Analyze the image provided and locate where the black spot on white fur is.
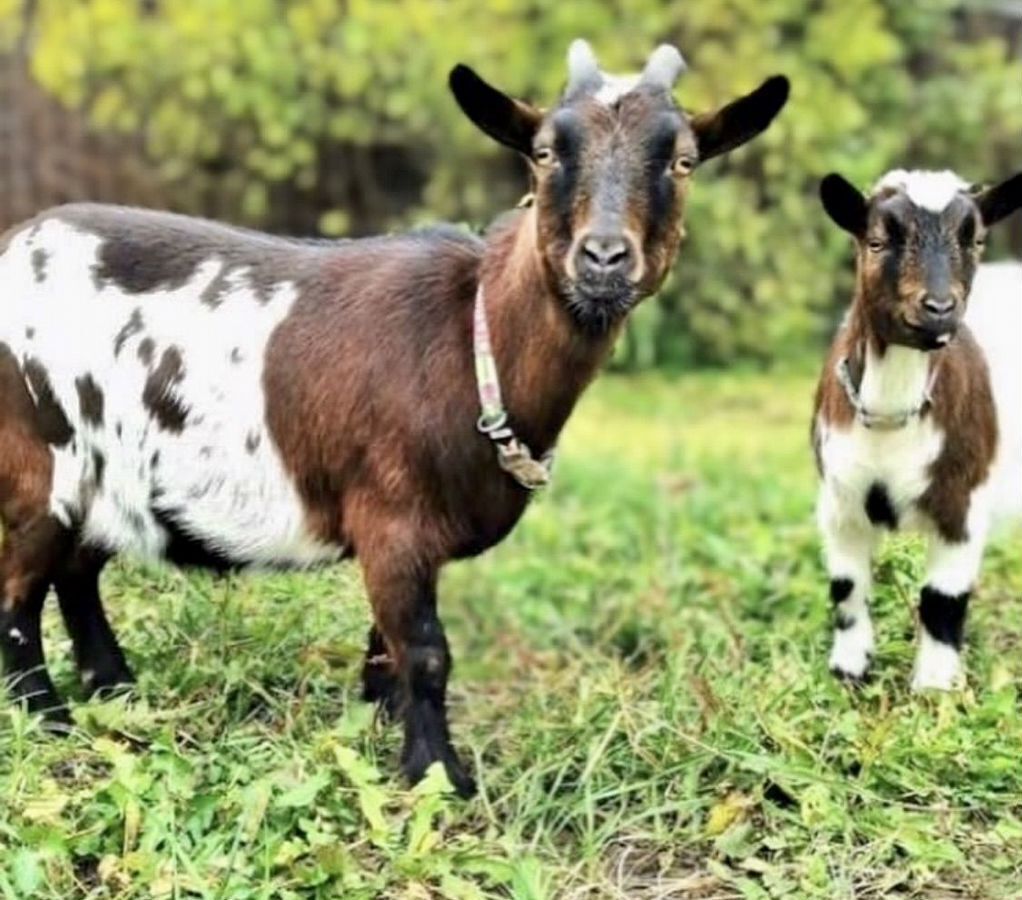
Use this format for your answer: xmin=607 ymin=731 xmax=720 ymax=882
xmin=30 ymin=249 xmax=48 ymax=283
xmin=865 ymin=482 xmax=897 ymax=530
xmin=92 ymin=448 xmax=106 ymax=490
xmin=142 ymin=347 xmax=188 ymax=433
xmin=137 ymin=337 xmax=155 ymax=366
xmin=75 ymin=374 xmax=104 ymax=427
xmin=23 ymin=357 xmax=74 ymax=447
xmin=830 ymin=578 xmax=853 ymax=604
xmin=113 ymin=308 xmax=144 ymax=357
xmin=919 ymin=586 xmax=970 ymax=649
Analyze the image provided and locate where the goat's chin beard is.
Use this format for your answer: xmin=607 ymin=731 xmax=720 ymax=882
xmin=562 ymin=279 xmax=638 ymax=337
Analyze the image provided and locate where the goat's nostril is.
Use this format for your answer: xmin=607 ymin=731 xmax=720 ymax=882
xmin=580 ymin=236 xmax=631 ymax=273
xmin=923 ymin=296 xmax=955 ymax=316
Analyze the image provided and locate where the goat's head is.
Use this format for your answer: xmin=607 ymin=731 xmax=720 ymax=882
xmin=449 ymin=41 xmax=790 ymax=335
xmin=821 ymin=169 xmax=1022 ymax=351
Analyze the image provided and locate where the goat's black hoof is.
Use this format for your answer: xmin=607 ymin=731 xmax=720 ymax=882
xmin=40 ymin=706 xmax=74 ymax=736
xmin=83 ymin=664 xmax=136 ymax=700
xmin=403 ymin=742 xmax=477 ymax=799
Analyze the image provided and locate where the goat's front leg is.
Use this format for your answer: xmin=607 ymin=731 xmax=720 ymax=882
xmin=819 ymin=490 xmax=877 ymax=681
xmin=912 ymin=521 xmax=987 ymax=691
xmin=0 ymin=515 xmax=72 ymax=728
xmin=362 ymin=556 xmax=475 ymax=797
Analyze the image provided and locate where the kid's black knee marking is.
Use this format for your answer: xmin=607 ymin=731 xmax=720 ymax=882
xmin=830 ymin=578 xmax=854 ymax=604
xmin=919 ymin=586 xmax=970 ymax=649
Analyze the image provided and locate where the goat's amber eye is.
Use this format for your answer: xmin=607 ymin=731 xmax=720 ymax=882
xmin=533 ymin=147 xmax=557 ymax=167
xmin=672 ymin=156 xmax=695 ymax=176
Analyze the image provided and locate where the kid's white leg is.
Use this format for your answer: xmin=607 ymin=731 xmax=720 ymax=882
xmin=819 ymin=491 xmax=876 ymax=680
xmin=912 ymin=521 xmax=987 ymax=692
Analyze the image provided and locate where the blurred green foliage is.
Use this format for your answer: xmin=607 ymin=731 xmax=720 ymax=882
xmin=2 ymin=0 xmax=1019 ymax=366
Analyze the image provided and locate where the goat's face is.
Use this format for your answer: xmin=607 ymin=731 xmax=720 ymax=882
xmin=822 ymin=170 xmax=1022 ymax=351
xmin=450 ymin=42 xmax=790 ymax=335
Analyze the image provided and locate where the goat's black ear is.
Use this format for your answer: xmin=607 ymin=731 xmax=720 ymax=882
xmin=689 ymin=75 xmax=790 ymax=163
xmin=449 ymin=64 xmax=542 ymax=157
xmin=820 ymin=174 xmax=868 ymax=237
xmin=975 ymin=172 xmax=1022 ymax=228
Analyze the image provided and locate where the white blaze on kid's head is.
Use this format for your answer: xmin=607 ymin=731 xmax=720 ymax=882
xmin=873 ymin=169 xmax=971 ymax=213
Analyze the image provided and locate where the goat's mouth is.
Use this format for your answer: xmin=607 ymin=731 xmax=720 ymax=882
xmin=564 ymin=278 xmax=638 ymax=336
xmin=902 ymin=317 xmax=959 ymax=351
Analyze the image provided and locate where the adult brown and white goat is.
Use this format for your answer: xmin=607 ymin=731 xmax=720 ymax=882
xmin=0 ymin=42 xmax=789 ymax=793
xmin=813 ymin=169 xmax=1022 ymax=690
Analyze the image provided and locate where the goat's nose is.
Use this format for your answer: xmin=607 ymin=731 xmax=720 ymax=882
xmin=578 ymin=234 xmax=632 ymax=277
xmin=922 ymin=295 xmax=955 ymax=317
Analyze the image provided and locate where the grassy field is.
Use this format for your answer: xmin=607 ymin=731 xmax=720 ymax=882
xmin=2 ymin=371 xmax=1021 ymax=899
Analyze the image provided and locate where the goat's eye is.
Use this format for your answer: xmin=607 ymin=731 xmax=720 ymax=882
xmin=671 ymin=155 xmax=696 ymax=176
xmin=974 ymin=235 xmax=986 ymax=250
xmin=866 ymin=238 xmax=887 ymax=253
xmin=533 ymin=147 xmax=557 ymax=167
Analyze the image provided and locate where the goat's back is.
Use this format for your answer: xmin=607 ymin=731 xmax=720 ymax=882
xmin=0 ymin=203 xmax=482 ymax=569
xmin=966 ymin=261 xmax=1022 ymax=525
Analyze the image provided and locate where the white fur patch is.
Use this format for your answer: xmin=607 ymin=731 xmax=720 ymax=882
xmin=593 ymin=73 xmax=642 ymax=105
xmin=829 ymin=616 xmax=874 ymax=678
xmin=911 ymin=631 xmax=962 ymax=691
xmin=966 ymin=262 xmax=1022 ymax=525
xmin=873 ymin=169 xmax=970 ymax=213
xmin=8 ymin=627 xmax=26 ymax=646
xmin=817 ymin=346 xmax=945 ymax=538
xmin=0 ymin=216 xmax=341 ymax=568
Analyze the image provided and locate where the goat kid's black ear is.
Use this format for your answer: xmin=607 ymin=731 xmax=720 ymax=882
xmin=449 ymin=64 xmax=542 ymax=157
xmin=975 ymin=172 xmax=1022 ymax=228
xmin=689 ymin=75 xmax=790 ymax=163
xmin=820 ymin=174 xmax=868 ymax=237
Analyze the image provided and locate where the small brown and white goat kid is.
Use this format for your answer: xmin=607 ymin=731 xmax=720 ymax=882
xmin=813 ymin=169 xmax=1022 ymax=690
xmin=0 ymin=42 xmax=789 ymax=793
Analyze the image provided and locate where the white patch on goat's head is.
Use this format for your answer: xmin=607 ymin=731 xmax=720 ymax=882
xmin=593 ymin=73 xmax=642 ymax=105
xmin=8 ymin=627 xmax=27 ymax=646
xmin=873 ymin=169 xmax=971 ymax=213
xmin=566 ymin=39 xmax=686 ymax=106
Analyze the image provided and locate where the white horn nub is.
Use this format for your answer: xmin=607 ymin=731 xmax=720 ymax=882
xmin=566 ymin=39 xmax=601 ymax=95
xmin=640 ymin=44 xmax=687 ymax=90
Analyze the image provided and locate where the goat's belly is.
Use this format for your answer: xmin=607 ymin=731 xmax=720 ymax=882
xmin=818 ymin=419 xmax=944 ymax=531
xmin=0 ymin=215 xmax=340 ymax=568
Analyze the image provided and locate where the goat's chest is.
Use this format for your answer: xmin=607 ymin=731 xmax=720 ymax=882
xmin=818 ymin=416 xmax=945 ymax=531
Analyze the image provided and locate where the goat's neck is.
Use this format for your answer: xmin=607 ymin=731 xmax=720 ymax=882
xmin=847 ymin=298 xmax=936 ymax=418
xmin=478 ymin=210 xmax=616 ymax=453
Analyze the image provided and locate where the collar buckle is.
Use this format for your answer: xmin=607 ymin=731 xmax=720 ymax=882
xmin=473 ymin=286 xmax=554 ymax=491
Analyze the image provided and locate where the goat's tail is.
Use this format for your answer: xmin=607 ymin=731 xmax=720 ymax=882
xmin=967 ymin=261 xmax=1022 ymax=526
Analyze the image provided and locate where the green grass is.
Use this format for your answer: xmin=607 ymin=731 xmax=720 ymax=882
xmin=2 ymin=371 xmax=1021 ymax=899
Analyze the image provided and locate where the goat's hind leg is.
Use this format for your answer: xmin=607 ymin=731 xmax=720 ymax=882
xmin=361 ymin=625 xmax=399 ymax=718
xmin=0 ymin=516 xmax=72 ymax=728
xmin=54 ymin=547 xmax=134 ymax=698
xmin=819 ymin=492 xmax=877 ymax=681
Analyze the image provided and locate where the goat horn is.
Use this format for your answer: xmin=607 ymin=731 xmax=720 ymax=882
xmin=566 ymin=39 xmax=601 ymax=96
xmin=640 ymin=44 xmax=687 ymax=90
